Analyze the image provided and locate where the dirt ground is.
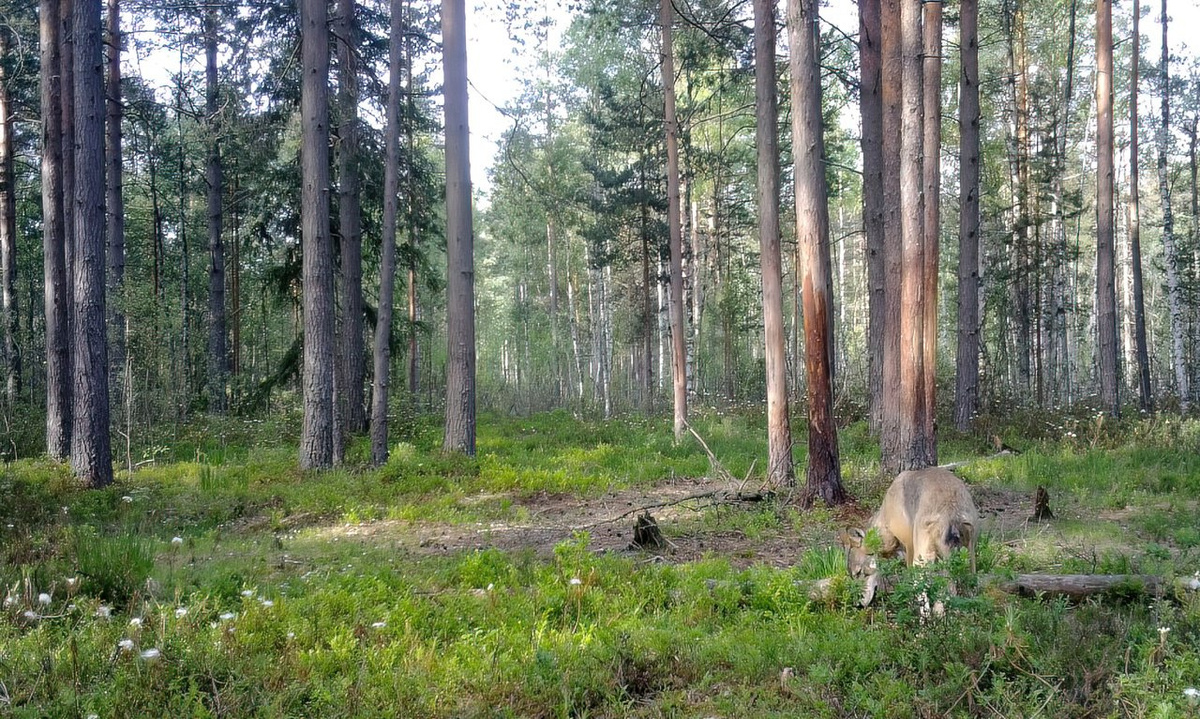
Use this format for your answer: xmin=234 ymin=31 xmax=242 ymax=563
xmin=312 ymin=476 xmax=1051 ymax=569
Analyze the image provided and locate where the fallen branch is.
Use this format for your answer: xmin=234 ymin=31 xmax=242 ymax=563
xmin=686 ymin=423 xmax=737 ymax=484
xmin=938 ymin=449 xmax=1020 ymax=470
xmin=800 ymin=572 xmax=1200 ymax=606
xmin=572 ymin=489 xmax=771 ymax=531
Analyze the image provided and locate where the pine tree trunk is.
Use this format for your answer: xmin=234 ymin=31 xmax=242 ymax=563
xmin=879 ymin=0 xmax=904 ymax=474
xmin=44 ymin=0 xmax=71 ymax=457
xmin=860 ymin=0 xmax=885 ymax=435
xmin=405 ymin=20 xmax=420 ymax=403
xmin=953 ymin=0 xmax=980 ymax=431
xmin=1095 ymin=0 xmax=1119 ymax=416
xmin=1129 ymin=0 xmax=1153 ymax=412
xmin=105 ymin=0 xmax=123 ymax=416
xmin=299 ymin=0 xmax=336 ymax=469
xmin=661 ymin=0 xmax=687 ymax=443
xmin=921 ymin=0 xmax=941 ymax=460
xmin=898 ymin=0 xmax=928 ymax=469
xmin=754 ymin=0 xmax=794 ymax=488
xmin=337 ymin=0 xmax=366 ymax=436
xmin=790 ymin=0 xmax=845 ymax=505
xmin=1157 ymin=0 xmax=1187 ymax=410
xmin=371 ymin=0 xmax=404 ymax=466
xmin=441 ymin=0 xmax=477 ymax=455
xmin=205 ymin=11 xmax=228 ymax=415
xmin=0 ymin=32 xmax=19 ymax=405
xmin=71 ymin=0 xmax=112 ymax=488
xmin=61 ymin=0 xmax=75 ymax=335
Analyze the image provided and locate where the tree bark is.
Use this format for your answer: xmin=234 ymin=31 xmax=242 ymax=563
xmin=861 ymin=0 xmax=885 ymax=436
xmin=662 ymin=0 xmax=687 ymax=443
xmin=105 ymin=0 xmax=123 ymax=415
xmin=300 ymin=0 xmax=336 ymax=469
xmin=61 ymin=0 xmax=75 ymax=328
xmin=205 ymin=10 xmax=228 ymax=415
xmin=405 ymin=14 xmax=420 ymax=402
xmin=1129 ymin=0 xmax=1152 ymax=412
xmin=789 ymin=0 xmax=845 ymax=506
xmin=71 ymin=0 xmax=113 ymax=488
xmin=442 ymin=0 xmax=477 ymax=455
xmin=43 ymin=0 xmax=71 ymax=458
xmin=337 ymin=0 xmax=366 ymax=439
xmin=0 ymin=31 xmax=19 ymax=405
xmin=921 ymin=0 xmax=941 ymax=459
xmin=879 ymin=0 xmax=903 ymax=474
xmin=371 ymin=0 xmax=404 ymax=466
xmin=754 ymin=0 xmax=794 ymax=488
xmin=954 ymin=0 xmax=980 ymax=431
xmin=1095 ymin=0 xmax=1119 ymax=416
xmin=1157 ymin=0 xmax=1187 ymax=410
xmin=899 ymin=0 xmax=928 ymax=469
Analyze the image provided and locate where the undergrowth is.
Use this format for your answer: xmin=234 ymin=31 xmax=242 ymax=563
xmin=0 ymin=411 xmax=1198 ymax=717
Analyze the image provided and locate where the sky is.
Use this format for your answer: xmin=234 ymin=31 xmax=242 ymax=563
xmin=461 ymin=0 xmax=1200 ymax=197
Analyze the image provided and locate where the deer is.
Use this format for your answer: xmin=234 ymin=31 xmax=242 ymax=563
xmin=838 ymin=467 xmax=979 ymax=606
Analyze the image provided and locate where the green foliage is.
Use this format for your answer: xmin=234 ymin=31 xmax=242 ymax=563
xmin=71 ymin=529 xmax=157 ymax=605
xmin=1 ymin=412 xmax=1199 ymax=716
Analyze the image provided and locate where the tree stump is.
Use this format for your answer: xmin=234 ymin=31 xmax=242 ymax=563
xmin=1031 ymin=485 xmax=1054 ymax=520
xmin=630 ymin=512 xmax=664 ymax=549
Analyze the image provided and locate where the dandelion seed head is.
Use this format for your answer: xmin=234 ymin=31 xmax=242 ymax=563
xmin=569 ymin=577 xmax=582 ymax=586
xmin=219 ymin=612 xmax=236 ymax=621
xmin=118 ymin=638 xmax=134 ymax=651
xmin=37 ymin=593 xmax=51 ymax=605
xmin=139 ymin=648 xmax=161 ymax=661
xmin=129 ymin=617 xmax=142 ymax=627
xmin=174 ymin=607 xmax=188 ymax=618
xmin=171 ymin=537 xmax=183 ymax=546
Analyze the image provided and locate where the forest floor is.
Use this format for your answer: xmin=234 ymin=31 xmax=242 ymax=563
xmin=2 ymin=410 xmax=1200 ymax=718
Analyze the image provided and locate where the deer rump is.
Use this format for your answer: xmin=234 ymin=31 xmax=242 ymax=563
xmin=842 ymin=467 xmax=979 ymax=583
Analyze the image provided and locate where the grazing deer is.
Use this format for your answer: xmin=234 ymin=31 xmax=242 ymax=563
xmin=838 ymin=467 xmax=979 ymax=605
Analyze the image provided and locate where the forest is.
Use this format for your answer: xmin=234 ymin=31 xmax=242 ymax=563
xmin=1 ymin=0 xmax=1200 ymax=714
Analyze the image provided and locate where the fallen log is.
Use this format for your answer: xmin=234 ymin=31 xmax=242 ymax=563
xmin=795 ymin=573 xmax=1200 ymax=606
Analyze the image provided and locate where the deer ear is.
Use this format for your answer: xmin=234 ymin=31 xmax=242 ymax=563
xmin=838 ymin=528 xmax=864 ymax=548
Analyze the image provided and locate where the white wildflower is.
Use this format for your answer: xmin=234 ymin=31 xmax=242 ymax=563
xmin=22 ymin=610 xmax=38 ymax=621
xmin=1159 ymin=626 xmax=1170 ymax=636
xmin=3 ymin=594 xmax=14 ymax=608
xmin=259 ymin=599 xmax=274 ymax=608
xmin=129 ymin=617 xmax=142 ymax=627
xmin=117 ymin=639 xmax=134 ymax=652
xmin=1184 ymin=687 xmax=1200 ymax=705
xmin=139 ymin=648 xmax=161 ymax=661
xmin=286 ymin=632 xmax=295 ymax=639
xmin=371 ymin=621 xmax=386 ymax=629
xmin=37 ymin=593 xmax=51 ymax=606
xmin=240 ymin=590 xmax=254 ymax=598
xmin=121 ymin=496 xmax=133 ymax=503
xmin=569 ymin=577 xmax=582 ymax=586
xmin=219 ymin=612 xmax=236 ymax=621
xmin=66 ymin=577 xmax=79 ymax=590
xmin=96 ymin=605 xmax=111 ymax=619
xmin=86 ymin=714 xmax=99 ymax=719
xmin=174 ymin=607 xmax=188 ymax=618
xmin=171 ymin=537 xmax=183 ymax=546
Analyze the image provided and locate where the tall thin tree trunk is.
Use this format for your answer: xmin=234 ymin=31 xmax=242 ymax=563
xmin=177 ymin=79 xmax=189 ymax=417
xmin=442 ymin=0 xmax=477 ymax=455
xmin=105 ymin=0 xmax=123 ymax=415
xmin=71 ymin=0 xmax=113 ymax=487
xmin=42 ymin=0 xmax=71 ymax=451
xmin=61 ymin=0 xmax=75 ymax=330
xmin=1129 ymin=0 xmax=1152 ymax=411
xmin=299 ymin=0 xmax=336 ymax=468
xmin=371 ymin=0 xmax=403 ymax=466
xmin=754 ymin=0 xmax=794 ymax=488
xmin=1095 ymin=0 xmax=1119 ymax=416
xmin=879 ymin=0 xmax=904 ymax=473
xmin=42 ymin=0 xmax=70 ymax=458
xmin=337 ymin=0 xmax=365 ymax=439
xmin=954 ymin=0 xmax=980 ymax=431
xmin=661 ymin=0 xmax=687 ymax=443
xmin=898 ymin=0 xmax=928 ymax=469
xmin=790 ymin=0 xmax=845 ymax=504
xmin=405 ymin=12 xmax=419 ymax=402
xmin=1157 ymin=0 xmax=1187 ymax=410
xmin=861 ymin=0 xmax=885 ymax=435
xmin=205 ymin=10 xmax=228 ymax=415
xmin=921 ymin=0 xmax=941 ymax=460
xmin=0 ymin=31 xmax=19 ymax=404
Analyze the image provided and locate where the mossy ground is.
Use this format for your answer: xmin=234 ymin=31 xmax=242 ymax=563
xmin=2 ymin=409 xmax=1199 ymax=717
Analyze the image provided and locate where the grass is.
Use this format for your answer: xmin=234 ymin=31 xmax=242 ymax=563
xmin=1 ymin=410 xmax=1200 ymax=717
